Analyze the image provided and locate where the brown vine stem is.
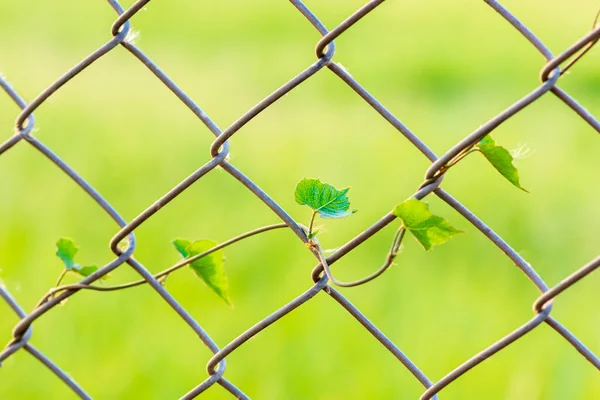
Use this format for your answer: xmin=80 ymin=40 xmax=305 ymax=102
xmin=560 ymin=4 xmax=600 ymax=76
xmin=314 ymin=226 xmax=406 ymax=288
xmin=38 ymin=223 xmax=289 ymax=305
xmin=54 ymin=269 xmax=69 ymax=288
xmin=307 ymin=210 xmax=317 ymax=238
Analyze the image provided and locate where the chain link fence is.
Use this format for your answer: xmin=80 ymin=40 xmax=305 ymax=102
xmin=1 ymin=0 xmax=599 ymax=398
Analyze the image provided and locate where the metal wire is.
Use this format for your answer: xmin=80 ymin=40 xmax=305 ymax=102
xmin=1 ymin=0 xmax=599 ymax=398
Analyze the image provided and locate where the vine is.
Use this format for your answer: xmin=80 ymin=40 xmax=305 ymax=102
xmin=44 ymin=134 xmax=526 ymax=306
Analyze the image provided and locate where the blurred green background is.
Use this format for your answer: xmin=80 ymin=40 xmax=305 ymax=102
xmin=1 ymin=0 xmax=599 ymax=399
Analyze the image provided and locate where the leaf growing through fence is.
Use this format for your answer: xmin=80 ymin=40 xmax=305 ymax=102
xmin=172 ymin=239 xmax=232 ymax=306
xmin=173 ymin=238 xmax=192 ymax=258
xmin=56 ymin=238 xmax=78 ymax=270
xmin=77 ymin=266 xmax=99 ymax=277
xmin=295 ymin=178 xmax=357 ymax=219
xmin=392 ymin=199 xmax=462 ymax=251
xmin=55 ymin=238 xmax=105 ymax=279
xmin=476 ymin=135 xmax=527 ymax=191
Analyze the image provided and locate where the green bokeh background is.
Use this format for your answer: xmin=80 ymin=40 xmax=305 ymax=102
xmin=1 ymin=1 xmax=599 ymax=399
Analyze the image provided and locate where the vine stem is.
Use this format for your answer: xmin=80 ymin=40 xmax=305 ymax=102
xmin=54 ymin=269 xmax=69 ymax=289
xmin=313 ymin=226 xmax=406 ymax=288
xmin=447 ymin=148 xmax=480 ymax=169
xmin=431 ymin=147 xmax=479 ymax=180
xmin=40 ymin=223 xmax=289 ymax=304
xmin=308 ymin=210 xmax=317 ymax=238
xmin=559 ymin=4 xmax=600 ymax=76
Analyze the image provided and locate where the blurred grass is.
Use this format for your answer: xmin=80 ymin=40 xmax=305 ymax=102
xmin=1 ymin=0 xmax=600 ymax=399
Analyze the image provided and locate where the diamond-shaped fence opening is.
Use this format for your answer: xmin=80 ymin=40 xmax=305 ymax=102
xmin=1 ymin=0 xmax=599 ymax=399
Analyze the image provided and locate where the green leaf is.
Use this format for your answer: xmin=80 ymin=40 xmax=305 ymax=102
xmin=55 ymin=238 xmax=109 ymax=280
xmin=75 ymin=265 xmax=98 ymax=278
xmin=173 ymin=239 xmax=231 ymax=306
xmin=295 ymin=178 xmax=357 ymax=219
xmin=173 ymin=238 xmax=192 ymax=258
xmin=476 ymin=135 xmax=527 ymax=191
xmin=479 ymin=135 xmax=495 ymax=146
xmin=73 ymin=265 xmax=109 ymax=280
xmin=56 ymin=238 xmax=78 ymax=270
xmin=393 ymin=199 xmax=462 ymax=251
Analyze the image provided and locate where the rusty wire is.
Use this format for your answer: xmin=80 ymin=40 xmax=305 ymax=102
xmin=1 ymin=0 xmax=600 ymax=398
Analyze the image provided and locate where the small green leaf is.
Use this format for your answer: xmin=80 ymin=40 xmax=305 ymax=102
xmin=73 ymin=265 xmax=109 ymax=280
xmin=392 ymin=199 xmax=430 ymax=227
xmin=173 ymin=239 xmax=231 ymax=306
xmin=75 ymin=265 xmax=98 ymax=277
xmin=56 ymin=238 xmax=78 ymax=270
xmin=56 ymin=238 xmax=110 ymax=280
xmin=476 ymin=135 xmax=527 ymax=191
xmin=295 ymin=178 xmax=357 ymax=219
xmin=479 ymin=135 xmax=495 ymax=146
xmin=393 ymin=199 xmax=462 ymax=251
xmin=173 ymin=238 xmax=192 ymax=258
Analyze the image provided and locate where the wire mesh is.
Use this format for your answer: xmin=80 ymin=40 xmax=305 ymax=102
xmin=1 ymin=0 xmax=599 ymax=399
